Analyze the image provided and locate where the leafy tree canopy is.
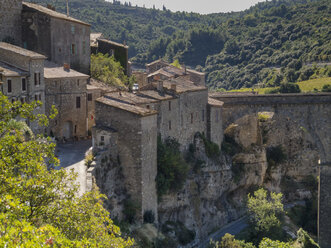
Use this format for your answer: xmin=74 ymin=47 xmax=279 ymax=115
xmin=0 ymin=93 xmax=133 ymax=247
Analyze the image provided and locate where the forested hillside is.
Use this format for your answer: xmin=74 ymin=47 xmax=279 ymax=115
xmin=29 ymin=0 xmax=331 ymax=89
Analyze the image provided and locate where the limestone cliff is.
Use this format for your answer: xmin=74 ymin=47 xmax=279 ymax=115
xmin=92 ymin=109 xmax=325 ymax=245
xmin=157 ymin=110 xmax=321 ymax=242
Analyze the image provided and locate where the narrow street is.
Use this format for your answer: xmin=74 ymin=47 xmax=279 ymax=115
xmin=56 ymin=140 xmax=92 ymax=196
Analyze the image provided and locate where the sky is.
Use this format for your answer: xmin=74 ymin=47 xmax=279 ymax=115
xmin=123 ymin=0 xmax=267 ymax=14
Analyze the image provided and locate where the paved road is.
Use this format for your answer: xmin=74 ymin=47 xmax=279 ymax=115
xmin=198 ymin=200 xmax=306 ymax=247
xmin=56 ymin=140 xmax=92 ymax=196
xmin=198 ymin=217 xmax=249 ymax=248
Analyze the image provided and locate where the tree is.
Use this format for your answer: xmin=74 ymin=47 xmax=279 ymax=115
xmin=91 ymin=53 xmax=131 ymax=89
xmin=247 ymin=188 xmax=284 ymax=240
xmin=279 ymin=83 xmax=301 ymax=93
xmin=209 ymin=233 xmax=255 ymax=248
xmin=156 ymin=136 xmax=189 ymax=198
xmin=0 ymin=93 xmax=133 ymax=247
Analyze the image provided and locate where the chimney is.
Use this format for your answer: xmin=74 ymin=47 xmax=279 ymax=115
xmin=66 ymin=0 xmax=69 ymax=16
xmin=171 ymin=83 xmax=176 ymax=92
xmin=63 ymin=63 xmax=70 ymax=71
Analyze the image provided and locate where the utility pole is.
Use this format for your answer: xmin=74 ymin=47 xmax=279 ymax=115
xmin=66 ymin=0 xmax=69 ymax=16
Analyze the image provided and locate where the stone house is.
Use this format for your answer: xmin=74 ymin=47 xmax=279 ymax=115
xmin=22 ymin=2 xmax=91 ymax=75
xmin=94 ymin=96 xmax=158 ymax=222
xmin=0 ymin=0 xmax=22 ymax=45
xmin=146 ymin=60 xmax=205 ymax=86
xmin=91 ymin=33 xmax=130 ymax=75
xmin=87 ymin=78 xmax=118 ymax=133
xmin=44 ymin=61 xmax=89 ymax=140
xmin=0 ymin=42 xmax=46 ymax=133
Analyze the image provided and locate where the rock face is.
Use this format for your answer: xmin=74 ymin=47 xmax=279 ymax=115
xmin=157 ymin=108 xmax=322 ymax=242
xmin=92 ymin=96 xmax=330 ymax=245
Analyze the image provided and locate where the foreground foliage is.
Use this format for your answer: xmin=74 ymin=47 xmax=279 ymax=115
xmin=0 ymin=93 xmax=133 ymax=247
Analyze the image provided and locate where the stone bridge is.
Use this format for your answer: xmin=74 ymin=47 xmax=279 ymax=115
xmin=210 ymin=92 xmax=331 ymax=247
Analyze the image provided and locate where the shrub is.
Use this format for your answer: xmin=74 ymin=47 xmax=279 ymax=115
xmin=321 ymin=84 xmax=331 ymax=92
xmin=295 ymin=228 xmax=319 ymax=248
xmin=199 ymin=132 xmax=220 ymax=158
xmin=123 ymin=199 xmax=140 ymax=224
xmin=156 ymin=136 xmax=189 ymax=198
xmin=143 ymin=210 xmax=155 ymax=224
xmin=265 ymin=88 xmax=280 ymax=94
xmin=266 ymin=145 xmax=287 ymax=166
xmin=84 ymin=150 xmax=94 ymax=167
xmin=279 ymin=83 xmax=301 ymax=93
xmin=221 ymin=134 xmax=242 ymax=156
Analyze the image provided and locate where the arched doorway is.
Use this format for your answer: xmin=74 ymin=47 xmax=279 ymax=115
xmin=63 ymin=121 xmax=73 ymax=139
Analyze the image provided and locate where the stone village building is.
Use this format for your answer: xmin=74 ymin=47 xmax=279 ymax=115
xmin=0 ymin=42 xmax=46 ymax=134
xmin=21 ymin=2 xmax=91 ymax=75
xmin=93 ymin=60 xmax=223 ymax=221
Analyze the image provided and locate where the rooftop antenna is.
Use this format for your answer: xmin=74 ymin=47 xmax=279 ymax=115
xmin=66 ymin=0 xmax=69 ymax=16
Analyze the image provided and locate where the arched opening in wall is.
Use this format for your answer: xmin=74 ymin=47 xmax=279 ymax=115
xmin=63 ymin=121 xmax=73 ymax=140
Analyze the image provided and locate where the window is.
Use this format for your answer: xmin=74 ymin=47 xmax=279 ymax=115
xmin=191 ymin=113 xmax=194 ymax=124
xmin=34 ymin=72 xmax=40 ymax=86
xmin=22 ymin=78 xmax=26 ymax=91
xmin=101 ymin=136 xmax=105 ymax=142
xmin=71 ymin=24 xmax=75 ymax=34
xmin=168 ymin=101 xmax=171 ymax=111
xmin=20 ymin=97 xmax=26 ymax=104
xmin=169 ymin=120 xmax=171 ymax=130
xmin=71 ymin=44 xmax=76 ymax=55
xmin=76 ymin=96 xmax=81 ymax=108
xmin=7 ymin=79 xmax=12 ymax=93
xmin=202 ymin=109 xmax=205 ymax=122
xmin=34 ymin=93 xmax=41 ymax=101
xmin=87 ymin=93 xmax=92 ymax=101
xmin=11 ymin=98 xmax=15 ymax=103
xmin=146 ymin=104 xmax=150 ymax=109
xmin=74 ymin=125 xmax=77 ymax=134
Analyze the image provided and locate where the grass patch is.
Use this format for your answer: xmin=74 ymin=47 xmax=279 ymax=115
xmin=226 ymin=77 xmax=331 ymax=94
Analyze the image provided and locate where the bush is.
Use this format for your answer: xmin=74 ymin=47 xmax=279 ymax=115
xmin=266 ymin=145 xmax=287 ymax=166
xmin=265 ymin=88 xmax=280 ymax=94
xmin=221 ymin=134 xmax=242 ymax=156
xmin=321 ymin=84 xmax=331 ymax=92
xmin=199 ymin=132 xmax=220 ymax=158
xmin=84 ymin=151 xmax=94 ymax=167
xmin=143 ymin=210 xmax=155 ymax=224
xmin=279 ymin=83 xmax=301 ymax=93
xmin=123 ymin=199 xmax=140 ymax=224
xmin=156 ymin=136 xmax=189 ymax=198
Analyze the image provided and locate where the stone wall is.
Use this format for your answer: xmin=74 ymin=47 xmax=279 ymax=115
xmin=46 ymin=77 xmax=88 ymax=139
xmin=207 ymin=105 xmax=223 ymax=148
xmin=95 ymin=100 xmax=158 ymax=221
xmin=0 ymin=0 xmax=22 ymax=44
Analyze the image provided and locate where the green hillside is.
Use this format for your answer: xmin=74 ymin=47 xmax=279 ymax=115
xmin=28 ymin=0 xmax=331 ymax=90
xmin=226 ymin=77 xmax=331 ymax=94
